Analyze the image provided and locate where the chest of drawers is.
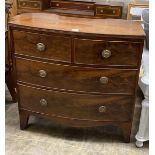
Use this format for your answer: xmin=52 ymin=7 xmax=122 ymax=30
xmin=17 ymin=0 xmax=123 ymax=19
xmin=9 ymin=13 xmax=145 ymax=142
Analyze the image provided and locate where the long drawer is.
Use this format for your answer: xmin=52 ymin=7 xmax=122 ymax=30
xmin=18 ymin=84 xmax=133 ymax=122
xmin=50 ymin=0 xmax=94 ymax=10
xmin=13 ymin=30 xmax=71 ymax=62
xmin=74 ymin=38 xmax=141 ymax=67
xmin=16 ymin=57 xmax=137 ymax=94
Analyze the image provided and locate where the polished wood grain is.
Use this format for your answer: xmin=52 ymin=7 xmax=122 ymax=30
xmin=18 ymin=84 xmax=133 ymax=122
xmin=74 ymin=38 xmax=142 ymax=67
xmin=9 ymin=13 xmax=145 ymax=142
xmin=9 ymin=13 xmax=145 ymax=38
xmin=16 ymin=57 xmax=137 ymax=94
xmin=13 ymin=30 xmax=71 ymax=62
xmin=19 ymin=108 xmax=30 ymax=129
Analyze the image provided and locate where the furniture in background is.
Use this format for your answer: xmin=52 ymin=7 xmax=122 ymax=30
xmin=17 ymin=0 xmax=123 ymax=18
xmin=5 ymin=1 xmax=17 ymax=102
xmin=135 ymin=8 xmax=149 ymax=148
xmin=9 ymin=13 xmax=145 ymax=142
xmin=127 ymin=0 xmax=149 ymax=20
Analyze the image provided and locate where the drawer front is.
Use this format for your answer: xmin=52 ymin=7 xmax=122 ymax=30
xmin=18 ymin=0 xmax=42 ymax=10
xmin=95 ymin=6 xmax=121 ymax=17
xmin=13 ymin=31 xmax=71 ymax=62
xmin=16 ymin=57 xmax=137 ymax=94
xmin=51 ymin=1 xmax=94 ymax=10
xmin=18 ymin=84 xmax=133 ymax=121
xmin=74 ymin=38 xmax=141 ymax=67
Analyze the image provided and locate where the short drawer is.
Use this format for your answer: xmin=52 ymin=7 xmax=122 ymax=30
xmin=74 ymin=38 xmax=142 ymax=67
xmin=16 ymin=57 xmax=137 ymax=94
xmin=95 ymin=6 xmax=121 ymax=17
xmin=18 ymin=0 xmax=42 ymax=10
xmin=18 ymin=84 xmax=133 ymax=122
xmin=13 ymin=30 xmax=71 ymax=62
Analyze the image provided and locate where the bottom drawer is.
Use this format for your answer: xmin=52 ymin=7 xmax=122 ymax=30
xmin=18 ymin=84 xmax=133 ymax=122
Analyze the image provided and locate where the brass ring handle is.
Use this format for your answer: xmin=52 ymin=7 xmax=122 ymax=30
xmin=39 ymin=70 xmax=47 ymax=78
xmin=99 ymin=106 xmax=107 ymax=113
xmin=36 ymin=43 xmax=45 ymax=52
xmin=101 ymin=49 xmax=111 ymax=58
xmin=100 ymin=76 xmax=108 ymax=84
xmin=40 ymin=99 xmax=48 ymax=107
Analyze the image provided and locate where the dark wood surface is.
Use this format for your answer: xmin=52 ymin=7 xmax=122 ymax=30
xmin=5 ymin=3 xmax=17 ymax=102
xmin=9 ymin=13 xmax=145 ymax=142
xmin=74 ymin=38 xmax=142 ymax=67
xmin=13 ymin=30 xmax=71 ymax=62
xmin=16 ymin=57 xmax=137 ymax=95
xmin=18 ymin=84 xmax=133 ymax=122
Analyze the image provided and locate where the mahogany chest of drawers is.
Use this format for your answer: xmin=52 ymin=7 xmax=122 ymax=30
xmin=9 ymin=13 xmax=145 ymax=142
xmin=17 ymin=0 xmax=123 ymax=18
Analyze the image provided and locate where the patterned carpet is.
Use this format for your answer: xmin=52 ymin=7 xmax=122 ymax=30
xmin=5 ymin=87 xmax=149 ymax=155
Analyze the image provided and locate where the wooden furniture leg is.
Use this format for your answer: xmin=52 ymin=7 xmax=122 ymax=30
xmin=120 ymin=123 xmax=131 ymax=143
xmin=19 ymin=109 xmax=30 ymax=130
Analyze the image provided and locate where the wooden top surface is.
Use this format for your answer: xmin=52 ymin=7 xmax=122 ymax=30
xmin=9 ymin=13 xmax=145 ymax=38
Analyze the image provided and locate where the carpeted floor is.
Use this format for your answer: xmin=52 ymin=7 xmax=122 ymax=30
xmin=5 ymin=87 xmax=149 ymax=155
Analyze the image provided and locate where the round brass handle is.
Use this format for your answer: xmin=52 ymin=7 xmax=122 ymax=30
xmin=100 ymin=10 xmax=103 ymax=13
xmin=101 ymin=49 xmax=111 ymax=58
xmin=56 ymin=3 xmax=59 ymax=6
xmin=100 ymin=76 xmax=108 ymax=84
xmin=99 ymin=106 xmax=107 ymax=113
xmin=40 ymin=99 xmax=47 ymax=107
xmin=36 ymin=43 xmax=45 ymax=52
xmin=39 ymin=70 xmax=47 ymax=78
xmin=87 ymin=6 xmax=90 ymax=9
xmin=22 ymin=2 xmax=26 ymax=6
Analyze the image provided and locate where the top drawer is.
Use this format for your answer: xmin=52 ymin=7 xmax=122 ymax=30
xmin=13 ymin=31 xmax=71 ymax=62
xmin=74 ymin=38 xmax=142 ymax=67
